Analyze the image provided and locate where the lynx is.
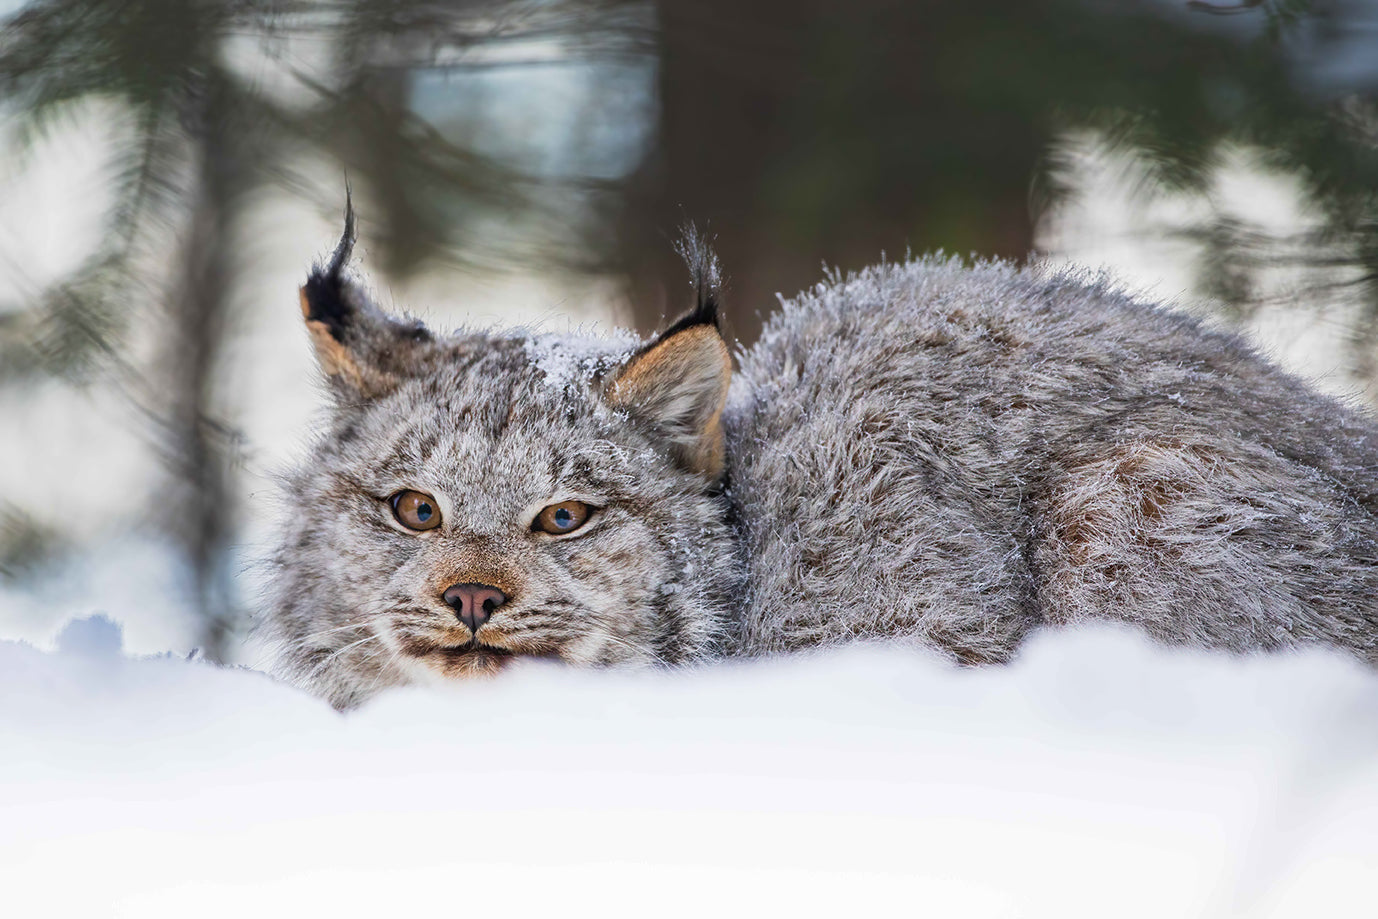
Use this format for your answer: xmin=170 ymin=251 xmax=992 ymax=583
xmin=262 ymin=210 xmax=1378 ymax=708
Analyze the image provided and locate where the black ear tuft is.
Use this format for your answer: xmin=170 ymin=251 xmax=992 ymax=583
xmin=606 ymin=226 xmax=733 ymax=479
xmin=301 ymin=194 xmax=358 ymax=343
xmin=667 ymin=223 xmax=723 ymax=336
xmin=296 ymin=195 xmax=432 ymax=398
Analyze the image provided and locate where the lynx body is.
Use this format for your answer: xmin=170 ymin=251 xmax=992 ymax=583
xmin=263 ymin=220 xmax=1378 ymax=708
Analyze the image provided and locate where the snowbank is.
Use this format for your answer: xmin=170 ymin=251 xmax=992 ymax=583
xmin=2 ymin=617 xmax=1375 ymax=918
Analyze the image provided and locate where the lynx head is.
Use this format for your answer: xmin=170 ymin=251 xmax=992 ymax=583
xmin=263 ymin=208 xmax=745 ymax=709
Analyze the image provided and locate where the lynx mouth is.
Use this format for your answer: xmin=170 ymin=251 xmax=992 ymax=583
xmin=394 ymin=633 xmax=519 ymax=662
xmin=397 ymin=634 xmax=559 ymax=671
xmin=438 ymin=641 xmax=515 ymax=661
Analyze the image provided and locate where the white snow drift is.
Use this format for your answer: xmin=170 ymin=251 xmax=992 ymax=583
xmin=2 ymin=617 xmax=1375 ymax=918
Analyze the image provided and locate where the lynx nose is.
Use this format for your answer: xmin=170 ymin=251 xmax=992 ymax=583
xmin=442 ymin=582 xmax=508 ymax=633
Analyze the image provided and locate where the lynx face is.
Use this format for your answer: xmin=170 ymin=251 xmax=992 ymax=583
xmin=263 ymin=215 xmax=744 ymax=709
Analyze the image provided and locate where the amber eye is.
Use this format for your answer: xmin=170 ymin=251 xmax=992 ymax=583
xmin=534 ymin=501 xmax=594 ymax=535
xmin=391 ymin=490 xmax=442 ymax=531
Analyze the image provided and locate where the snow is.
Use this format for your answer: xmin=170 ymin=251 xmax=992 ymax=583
xmin=3 ymin=617 xmax=1376 ymax=918
xmin=522 ymin=327 xmax=641 ymax=394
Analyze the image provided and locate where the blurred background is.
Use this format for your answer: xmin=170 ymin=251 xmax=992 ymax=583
xmin=1 ymin=0 xmax=1377 ymax=662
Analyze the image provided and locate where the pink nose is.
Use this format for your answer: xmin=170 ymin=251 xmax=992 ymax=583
xmin=442 ymin=582 xmax=508 ymax=633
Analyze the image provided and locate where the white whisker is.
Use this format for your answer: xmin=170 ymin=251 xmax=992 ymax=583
xmin=302 ymin=632 xmax=383 ymax=684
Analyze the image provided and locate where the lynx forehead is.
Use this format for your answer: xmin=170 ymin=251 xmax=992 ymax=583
xmin=263 ymin=206 xmax=1378 ymax=709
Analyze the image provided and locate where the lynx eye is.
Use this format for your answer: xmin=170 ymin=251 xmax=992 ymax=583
xmin=390 ymin=490 xmax=442 ymax=531
xmin=534 ymin=501 xmax=593 ymax=535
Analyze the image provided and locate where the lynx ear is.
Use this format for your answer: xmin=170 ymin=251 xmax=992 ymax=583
xmin=607 ymin=228 xmax=731 ymax=479
xmin=299 ymin=199 xmax=432 ymax=399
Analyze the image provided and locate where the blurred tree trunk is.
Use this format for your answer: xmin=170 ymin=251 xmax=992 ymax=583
xmin=620 ymin=0 xmax=1039 ymax=344
xmin=162 ymin=75 xmax=241 ymax=662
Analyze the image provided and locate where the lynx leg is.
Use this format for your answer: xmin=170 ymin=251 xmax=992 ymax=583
xmin=734 ymin=433 xmax=1041 ymax=664
xmin=1033 ymin=438 xmax=1378 ymax=661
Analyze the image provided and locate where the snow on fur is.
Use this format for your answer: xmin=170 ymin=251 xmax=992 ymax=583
xmin=522 ymin=326 xmax=640 ymax=394
xmin=2 ymin=616 xmax=1376 ymax=918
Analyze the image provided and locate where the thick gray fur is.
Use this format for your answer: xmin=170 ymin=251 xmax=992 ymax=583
xmin=263 ymin=232 xmax=1378 ymax=708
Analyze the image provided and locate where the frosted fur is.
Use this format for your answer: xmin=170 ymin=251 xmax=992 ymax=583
xmin=263 ymin=248 xmax=1378 ymax=707
xmin=522 ymin=328 xmax=640 ymax=394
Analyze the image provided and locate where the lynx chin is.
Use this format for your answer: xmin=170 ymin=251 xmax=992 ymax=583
xmin=262 ymin=208 xmax=1378 ymax=709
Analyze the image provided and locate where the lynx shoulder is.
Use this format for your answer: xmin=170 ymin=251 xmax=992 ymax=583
xmin=261 ymin=216 xmax=1378 ymax=707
